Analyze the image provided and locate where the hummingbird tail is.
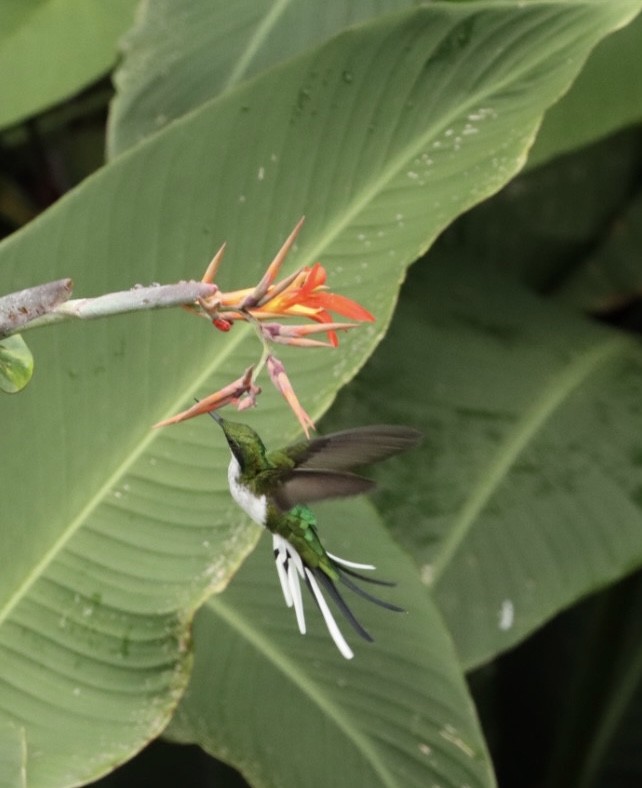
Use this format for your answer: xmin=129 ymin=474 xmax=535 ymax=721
xmin=302 ymin=569 xmax=355 ymax=660
xmin=271 ymin=534 xmax=403 ymax=660
xmin=336 ymin=570 xmax=405 ymax=612
xmin=332 ymin=562 xmax=397 ymax=587
xmin=307 ymin=568 xmax=374 ymax=644
xmin=273 ymin=542 xmax=306 ymax=634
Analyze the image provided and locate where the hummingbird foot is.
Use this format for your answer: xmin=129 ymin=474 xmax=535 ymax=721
xmin=272 ymin=534 xmax=403 ymax=660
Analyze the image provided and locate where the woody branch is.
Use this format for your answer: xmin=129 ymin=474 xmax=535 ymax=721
xmin=0 ymin=280 xmax=219 ymax=338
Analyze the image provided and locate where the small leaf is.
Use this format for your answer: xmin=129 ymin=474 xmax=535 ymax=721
xmin=0 ymin=334 xmax=33 ymax=393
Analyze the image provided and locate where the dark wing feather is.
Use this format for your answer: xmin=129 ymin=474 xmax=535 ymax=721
xmin=273 ymin=470 xmax=375 ymax=510
xmin=284 ymin=425 xmax=422 ymax=471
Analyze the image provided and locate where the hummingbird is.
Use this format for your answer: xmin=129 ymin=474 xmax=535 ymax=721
xmin=209 ymin=411 xmax=421 ymax=659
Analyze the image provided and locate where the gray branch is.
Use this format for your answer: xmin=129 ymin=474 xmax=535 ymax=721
xmin=0 ymin=279 xmax=73 ymax=337
xmin=0 ymin=280 xmax=219 ymax=337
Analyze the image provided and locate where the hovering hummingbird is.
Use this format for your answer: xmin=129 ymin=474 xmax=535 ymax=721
xmin=209 ymin=411 xmax=421 ymax=659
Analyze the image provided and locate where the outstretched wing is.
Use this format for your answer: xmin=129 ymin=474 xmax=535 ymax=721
xmin=284 ymin=425 xmax=422 ymax=471
xmin=272 ymin=470 xmax=375 ymax=510
xmin=266 ymin=425 xmax=421 ymax=510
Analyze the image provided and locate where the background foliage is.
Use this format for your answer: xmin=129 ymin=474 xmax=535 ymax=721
xmin=1 ymin=2 xmax=642 ymax=787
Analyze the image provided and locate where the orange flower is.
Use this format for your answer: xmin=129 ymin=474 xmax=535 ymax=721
xmin=260 ymin=321 xmax=358 ymax=348
xmin=198 ymin=219 xmax=375 ymax=347
xmin=157 ymin=220 xmax=376 ymax=434
xmin=266 ymin=354 xmax=315 ymax=437
xmin=153 ymin=366 xmax=259 ymax=428
xmin=241 ymin=263 xmax=374 ymax=346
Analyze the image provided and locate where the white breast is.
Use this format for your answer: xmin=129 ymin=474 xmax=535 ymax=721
xmin=227 ymin=455 xmax=268 ymax=527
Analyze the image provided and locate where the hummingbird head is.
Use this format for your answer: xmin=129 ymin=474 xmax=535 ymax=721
xmin=207 ymin=411 xmax=266 ymax=472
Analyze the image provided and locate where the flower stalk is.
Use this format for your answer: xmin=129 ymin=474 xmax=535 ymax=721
xmin=2 ymin=218 xmax=375 ymax=432
xmin=0 ymin=280 xmax=219 ymax=337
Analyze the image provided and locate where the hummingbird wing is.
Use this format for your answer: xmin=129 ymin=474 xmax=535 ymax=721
xmin=267 ymin=425 xmax=420 ymax=510
xmin=284 ymin=425 xmax=422 ymax=472
xmin=272 ymin=469 xmax=375 ymax=511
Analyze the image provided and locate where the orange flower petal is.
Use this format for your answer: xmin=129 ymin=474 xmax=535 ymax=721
xmin=153 ymin=367 xmax=255 ymax=428
xmin=153 ymin=394 xmax=231 ymax=428
xmin=313 ymin=291 xmax=375 ymax=322
xmin=301 ymin=262 xmax=327 ymax=291
xmin=266 ymin=355 xmax=315 ymax=437
xmin=201 ymin=243 xmax=227 ymax=284
xmin=241 ymin=218 xmax=306 ymax=307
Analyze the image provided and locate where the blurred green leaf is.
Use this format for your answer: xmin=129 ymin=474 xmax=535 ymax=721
xmin=546 ymin=575 xmax=642 ymax=788
xmin=529 ymin=11 xmax=642 ymax=168
xmin=431 ymin=129 xmax=642 ymax=293
xmin=328 ymin=253 xmax=642 ymax=669
xmin=557 ymin=190 xmax=642 ymax=312
xmin=108 ymin=0 xmax=414 ymax=157
xmin=0 ymin=333 xmax=33 ymax=392
xmin=170 ymin=499 xmax=495 ymax=788
xmin=0 ymin=1 xmax=638 ymax=782
xmin=0 ymin=0 xmax=137 ymax=130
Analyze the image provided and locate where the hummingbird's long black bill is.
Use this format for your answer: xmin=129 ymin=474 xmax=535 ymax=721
xmin=195 ymin=397 xmax=223 ymax=424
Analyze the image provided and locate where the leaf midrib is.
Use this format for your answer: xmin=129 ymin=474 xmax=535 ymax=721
xmin=431 ymin=334 xmax=636 ymax=582
xmin=294 ymin=3 xmax=594 ymax=270
xmin=222 ymin=0 xmax=292 ymax=92
xmin=204 ymin=592 xmax=400 ymax=788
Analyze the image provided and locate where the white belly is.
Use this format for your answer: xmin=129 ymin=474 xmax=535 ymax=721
xmin=228 ymin=455 xmax=268 ymax=527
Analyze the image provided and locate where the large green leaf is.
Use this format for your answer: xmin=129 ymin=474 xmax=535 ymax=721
xmin=169 ymin=499 xmax=495 ymax=788
xmin=0 ymin=0 xmax=137 ymax=130
xmin=529 ymin=11 xmax=642 ymax=168
xmin=107 ymin=0 xmax=413 ymax=157
xmin=328 ymin=252 xmax=642 ymax=669
xmin=0 ymin=1 xmax=639 ymax=782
